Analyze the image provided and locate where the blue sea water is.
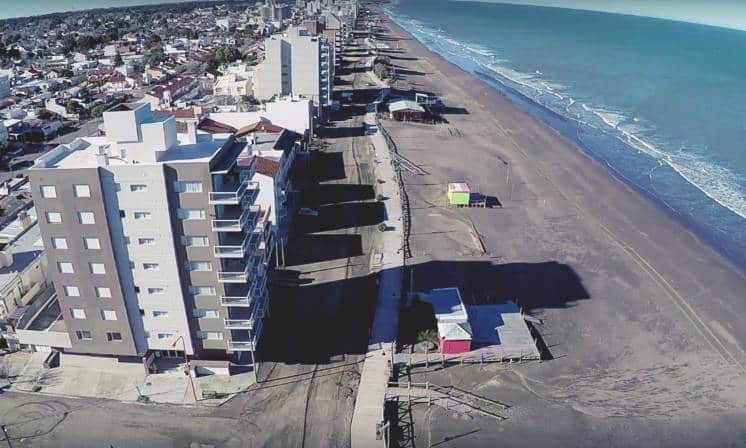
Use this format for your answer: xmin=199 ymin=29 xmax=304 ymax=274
xmin=385 ymin=0 xmax=746 ymax=268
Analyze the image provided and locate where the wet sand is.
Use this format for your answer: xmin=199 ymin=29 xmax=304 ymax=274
xmin=369 ymin=4 xmax=746 ymax=446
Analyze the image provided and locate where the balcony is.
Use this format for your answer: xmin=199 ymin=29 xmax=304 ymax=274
xmin=225 ymin=319 xmax=253 ymax=330
xmin=214 ymin=231 xmax=259 ymax=258
xmin=217 ymin=270 xmax=249 ymax=283
xmin=221 ymin=296 xmax=251 ymax=307
xmin=228 ymin=341 xmax=255 ymax=351
xmin=211 ymin=205 xmax=260 ymax=232
xmin=209 ymin=180 xmax=259 ymax=205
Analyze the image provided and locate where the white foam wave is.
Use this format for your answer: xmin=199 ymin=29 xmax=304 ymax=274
xmin=383 ymin=6 xmax=746 ymax=219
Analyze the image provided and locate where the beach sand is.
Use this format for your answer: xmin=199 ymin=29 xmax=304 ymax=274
xmin=368 ymin=4 xmax=746 ymax=446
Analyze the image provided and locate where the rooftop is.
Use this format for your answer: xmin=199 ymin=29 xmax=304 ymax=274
xmin=421 ymin=287 xmax=469 ymax=322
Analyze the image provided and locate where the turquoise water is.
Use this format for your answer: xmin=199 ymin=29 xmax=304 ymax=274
xmin=0 ymin=0 xmax=205 ymax=19
xmin=386 ymin=0 xmax=746 ymax=268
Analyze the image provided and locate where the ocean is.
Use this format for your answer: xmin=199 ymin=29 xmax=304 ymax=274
xmin=0 ymin=0 xmax=209 ymax=20
xmin=385 ymin=0 xmax=746 ymax=268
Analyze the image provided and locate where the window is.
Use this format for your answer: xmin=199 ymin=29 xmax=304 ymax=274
xmin=89 ymin=263 xmax=106 ymax=274
xmin=64 ymin=286 xmax=80 ymax=297
xmin=174 ymin=181 xmax=203 ymax=193
xmin=106 ymin=332 xmax=122 ymax=342
xmin=78 ymin=211 xmax=95 ymax=224
xmin=46 ymin=211 xmax=62 ymax=223
xmin=133 ymin=211 xmax=151 ymax=220
xmin=181 ymin=235 xmax=209 ymax=247
xmin=73 ymin=184 xmax=91 ymax=197
xmin=95 ymin=287 xmax=112 ymax=298
xmin=76 ymin=330 xmax=92 ymax=341
xmin=51 ymin=237 xmax=68 ymax=249
xmin=70 ymin=308 xmax=86 ymax=319
xmin=142 ymin=263 xmax=160 ymax=271
xmin=152 ymin=310 xmax=169 ymax=317
xmin=190 ymin=285 xmax=216 ymax=296
xmin=57 ymin=262 xmax=74 ymax=273
xmin=177 ymin=208 xmax=205 ymax=220
xmin=40 ymin=185 xmax=57 ymax=198
xmin=157 ymin=333 xmax=174 ymax=339
xmin=130 ymin=184 xmax=148 ymax=192
xmin=138 ymin=238 xmax=155 ymax=246
xmin=101 ymin=310 xmax=117 ymax=321
xmin=185 ymin=261 xmax=212 ymax=272
xmin=197 ymin=331 xmax=223 ymax=341
xmin=193 ymin=308 xmax=219 ymax=319
xmin=147 ymin=287 xmax=165 ymax=295
xmin=119 ymin=210 xmax=126 ymax=218
xmin=84 ymin=237 xmax=101 ymax=250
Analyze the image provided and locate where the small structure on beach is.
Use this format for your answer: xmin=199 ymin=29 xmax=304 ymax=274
xmin=447 ymin=182 xmax=471 ymax=206
xmin=420 ymin=288 xmax=473 ymax=354
xmin=389 ymin=99 xmax=426 ymax=122
xmin=448 ymin=182 xmax=488 ymax=207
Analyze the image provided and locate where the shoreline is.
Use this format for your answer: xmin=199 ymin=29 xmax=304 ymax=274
xmin=382 ymin=4 xmax=746 ymax=272
xmin=369 ymin=4 xmax=746 ymax=443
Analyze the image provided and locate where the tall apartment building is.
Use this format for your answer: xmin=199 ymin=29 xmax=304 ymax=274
xmin=253 ymin=27 xmax=334 ymax=117
xmin=0 ymin=71 xmax=10 ymax=100
xmin=28 ymin=103 xmax=271 ymax=367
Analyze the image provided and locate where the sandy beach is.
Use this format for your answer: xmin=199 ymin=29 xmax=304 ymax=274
xmin=369 ymin=3 xmax=746 ymax=446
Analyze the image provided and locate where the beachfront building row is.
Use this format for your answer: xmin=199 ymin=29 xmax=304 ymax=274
xmin=253 ymin=27 xmax=334 ymax=119
xmin=25 ymin=102 xmax=302 ymax=370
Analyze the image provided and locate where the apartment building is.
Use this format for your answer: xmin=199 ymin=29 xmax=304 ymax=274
xmin=28 ymin=102 xmax=271 ymax=367
xmin=253 ymin=27 xmax=334 ymax=117
xmin=0 ymin=71 xmax=10 ymax=100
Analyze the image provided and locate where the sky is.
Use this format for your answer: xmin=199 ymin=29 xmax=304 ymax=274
xmin=462 ymin=0 xmax=746 ymax=31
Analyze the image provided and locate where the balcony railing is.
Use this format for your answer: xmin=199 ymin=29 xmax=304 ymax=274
xmin=224 ymin=319 xmax=253 ymax=330
xmin=209 ymin=181 xmax=259 ymax=205
xmin=211 ymin=205 xmax=260 ymax=232
xmin=220 ymin=296 xmax=251 ymax=307
xmin=217 ymin=270 xmax=249 ymax=283
xmin=214 ymin=232 xmax=260 ymax=258
xmin=228 ymin=341 xmax=255 ymax=351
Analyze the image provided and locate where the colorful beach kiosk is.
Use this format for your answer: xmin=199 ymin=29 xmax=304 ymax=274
xmin=447 ymin=182 xmax=471 ymax=206
xmin=421 ymin=287 xmax=473 ymax=354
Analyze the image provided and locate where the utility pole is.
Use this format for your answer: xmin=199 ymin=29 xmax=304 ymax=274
xmin=173 ymin=336 xmax=198 ymax=403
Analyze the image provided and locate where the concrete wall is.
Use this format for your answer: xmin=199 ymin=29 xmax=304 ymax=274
xmin=164 ymin=162 xmax=228 ymax=355
xmin=29 ymin=167 xmax=141 ymax=356
xmin=105 ymin=164 xmax=195 ymax=354
xmin=440 ymin=338 xmax=471 ymax=355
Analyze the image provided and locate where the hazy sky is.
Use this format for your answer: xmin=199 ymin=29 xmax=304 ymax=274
xmin=462 ymin=0 xmax=746 ymax=31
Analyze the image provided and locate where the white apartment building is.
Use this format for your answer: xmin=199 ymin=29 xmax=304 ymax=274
xmin=28 ymin=102 xmax=272 ymax=369
xmin=253 ymin=27 xmax=334 ymax=117
xmin=0 ymin=71 xmax=11 ymax=100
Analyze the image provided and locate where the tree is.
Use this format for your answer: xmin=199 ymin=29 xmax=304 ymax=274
xmin=65 ymin=101 xmax=83 ymax=114
xmin=114 ymin=52 xmax=124 ymax=67
xmin=91 ymin=104 xmax=107 ymax=118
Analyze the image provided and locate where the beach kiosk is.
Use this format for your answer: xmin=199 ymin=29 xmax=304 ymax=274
xmin=447 ymin=182 xmax=471 ymax=206
xmin=421 ymin=288 xmax=473 ymax=354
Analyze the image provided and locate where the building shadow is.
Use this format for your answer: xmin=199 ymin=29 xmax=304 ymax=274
xmin=258 ymin=259 xmax=589 ymax=365
xmin=297 ymin=201 xmax=387 ymax=233
xmin=303 ymin=184 xmax=376 ymax=206
xmin=284 ymin=233 xmax=364 ymax=266
xmin=311 ymin=151 xmax=346 ymax=182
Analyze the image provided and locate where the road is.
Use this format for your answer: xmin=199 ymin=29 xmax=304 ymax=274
xmin=0 ymin=35 xmax=382 ymax=448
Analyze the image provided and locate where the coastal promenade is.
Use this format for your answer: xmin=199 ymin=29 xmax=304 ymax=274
xmin=369 ymin=4 xmax=746 ymax=447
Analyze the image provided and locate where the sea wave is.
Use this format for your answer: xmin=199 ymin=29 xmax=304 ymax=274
xmin=383 ymin=6 xmax=746 ymax=220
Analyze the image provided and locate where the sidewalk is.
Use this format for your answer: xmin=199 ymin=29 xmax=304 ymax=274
xmin=350 ymin=69 xmax=405 ymax=447
xmin=0 ymin=352 xmax=254 ymax=406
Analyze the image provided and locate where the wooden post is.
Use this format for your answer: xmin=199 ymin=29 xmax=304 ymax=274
xmin=427 ymin=382 xmax=431 ymax=406
xmin=425 ymin=346 xmax=429 ymax=368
